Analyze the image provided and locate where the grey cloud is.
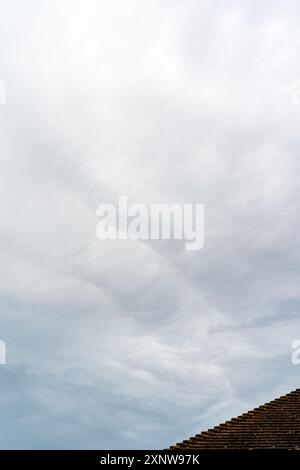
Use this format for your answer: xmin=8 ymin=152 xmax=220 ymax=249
xmin=0 ymin=0 xmax=300 ymax=449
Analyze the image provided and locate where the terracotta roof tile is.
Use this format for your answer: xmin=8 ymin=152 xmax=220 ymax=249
xmin=171 ymin=389 xmax=300 ymax=449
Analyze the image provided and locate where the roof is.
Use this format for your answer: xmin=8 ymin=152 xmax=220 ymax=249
xmin=171 ymin=389 xmax=300 ymax=450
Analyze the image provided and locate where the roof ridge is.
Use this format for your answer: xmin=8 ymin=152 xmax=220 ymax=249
xmin=205 ymin=389 xmax=300 ymax=432
xmin=171 ymin=388 xmax=300 ymax=449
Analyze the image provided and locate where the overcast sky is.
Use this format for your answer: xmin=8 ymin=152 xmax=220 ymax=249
xmin=1 ymin=0 xmax=300 ymax=449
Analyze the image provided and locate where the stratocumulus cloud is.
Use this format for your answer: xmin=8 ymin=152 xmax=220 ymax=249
xmin=1 ymin=0 xmax=300 ymax=449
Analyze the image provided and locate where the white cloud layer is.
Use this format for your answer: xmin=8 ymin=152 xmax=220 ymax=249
xmin=1 ymin=0 xmax=300 ymax=449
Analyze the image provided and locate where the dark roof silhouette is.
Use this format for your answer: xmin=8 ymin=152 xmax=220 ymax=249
xmin=171 ymin=389 xmax=300 ymax=450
